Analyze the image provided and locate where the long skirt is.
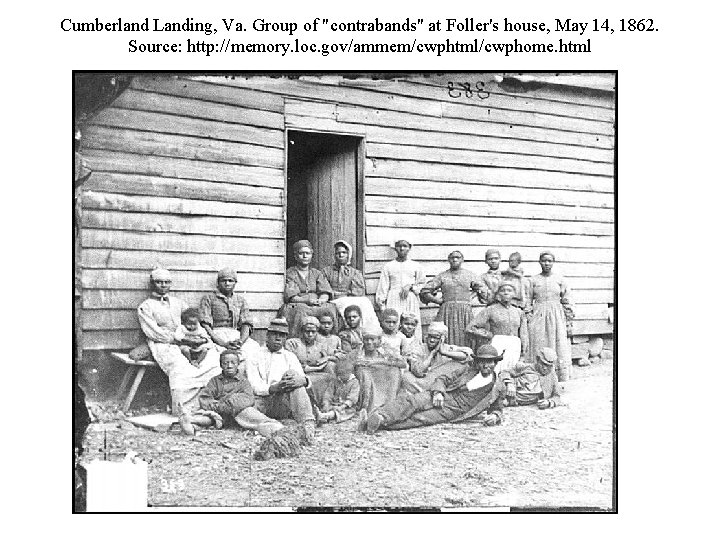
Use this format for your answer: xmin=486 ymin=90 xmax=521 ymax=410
xmin=148 ymin=341 xmax=221 ymax=414
xmin=527 ymin=301 xmax=572 ymax=381
xmin=211 ymin=327 xmax=261 ymax=374
xmin=355 ymin=363 xmax=404 ymax=412
xmin=435 ymin=301 xmax=474 ymax=347
xmin=491 ymin=335 xmax=522 ymax=374
xmin=382 ymin=289 xmax=422 ymax=339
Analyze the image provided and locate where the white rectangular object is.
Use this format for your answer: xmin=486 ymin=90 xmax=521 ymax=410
xmin=85 ymin=459 xmax=148 ymax=512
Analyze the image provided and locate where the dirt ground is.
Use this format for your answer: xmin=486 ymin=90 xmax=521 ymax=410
xmin=79 ymin=358 xmax=614 ymax=510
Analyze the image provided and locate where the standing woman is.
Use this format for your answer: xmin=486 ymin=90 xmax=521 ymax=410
xmin=421 ymin=251 xmax=482 ymax=348
xmin=279 ymin=240 xmax=333 ymax=337
xmin=527 ymin=251 xmax=575 ymax=382
xmin=375 ymin=240 xmax=426 ymax=339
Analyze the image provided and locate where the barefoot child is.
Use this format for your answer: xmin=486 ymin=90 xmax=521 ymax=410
xmin=174 ymin=308 xmax=213 ymax=367
xmin=317 ymin=358 xmax=360 ymax=423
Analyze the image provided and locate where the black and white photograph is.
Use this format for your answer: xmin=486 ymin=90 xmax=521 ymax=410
xmin=73 ymin=72 xmax=616 ymax=511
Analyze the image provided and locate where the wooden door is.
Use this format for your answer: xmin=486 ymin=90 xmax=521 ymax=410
xmin=304 ymin=137 xmax=359 ymax=270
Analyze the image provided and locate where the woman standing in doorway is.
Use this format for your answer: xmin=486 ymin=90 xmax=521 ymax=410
xmin=527 ymin=251 xmax=575 ymax=382
xmin=375 ymin=240 xmax=426 ymax=340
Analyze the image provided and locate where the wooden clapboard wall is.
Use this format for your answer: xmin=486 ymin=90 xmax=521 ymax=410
xmin=80 ymin=73 xmax=615 ymax=350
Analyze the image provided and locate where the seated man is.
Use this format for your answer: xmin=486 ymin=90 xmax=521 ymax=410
xmin=359 ymin=345 xmax=507 ymax=434
xmin=245 ymin=318 xmax=317 ymax=441
xmin=500 ymin=347 xmax=563 ymax=409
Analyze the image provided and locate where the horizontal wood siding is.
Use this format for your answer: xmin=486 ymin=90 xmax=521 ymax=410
xmin=201 ymin=74 xmax=614 ymax=336
xmin=80 ymin=73 xmax=614 ymax=350
xmin=81 ymin=75 xmax=286 ymax=350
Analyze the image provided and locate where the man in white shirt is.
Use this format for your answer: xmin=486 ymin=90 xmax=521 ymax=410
xmin=245 ymin=318 xmax=316 ymax=440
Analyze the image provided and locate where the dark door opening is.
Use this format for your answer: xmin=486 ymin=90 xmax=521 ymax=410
xmin=286 ymin=131 xmax=363 ymax=271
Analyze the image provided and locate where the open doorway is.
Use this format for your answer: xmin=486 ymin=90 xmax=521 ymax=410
xmin=286 ymin=131 xmax=364 ymax=271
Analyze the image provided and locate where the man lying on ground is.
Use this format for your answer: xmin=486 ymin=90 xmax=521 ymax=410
xmin=358 ymin=344 xmax=507 ymax=434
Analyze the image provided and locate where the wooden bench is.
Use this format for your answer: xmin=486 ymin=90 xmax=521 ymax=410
xmin=110 ymin=353 xmax=161 ymax=413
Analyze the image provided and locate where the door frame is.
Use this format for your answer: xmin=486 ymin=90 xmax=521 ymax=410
xmin=283 ymin=128 xmax=366 ymax=275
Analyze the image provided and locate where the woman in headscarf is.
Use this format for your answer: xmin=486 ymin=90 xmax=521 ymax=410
xmin=137 ymin=268 xmax=221 ymax=416
xmin=321 ymin=240 xmax=380 ymax=331
xmin=279 ymin=240 xmax=333 ymax=337
xmin=284 ymin=316 xmax=338 ymax=403
xmin=375 ymin=240 xmax=426 ymax=339
xmin=402 ymin=322 xmax=472 ymax=393
xmin=420 ymin=250 xmax=483 ymax=348
xmin=352 ymin=324 xmax=407 ymax=412
xmin=527 ymin=251 xmax=575 ymax=381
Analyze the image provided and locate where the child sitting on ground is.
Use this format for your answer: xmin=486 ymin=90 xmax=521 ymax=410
xmin=379 ymin=308 xmax=410 ymax=358
xmin=338 ymin=304 xmax=363 ymax=353
xmin=174 ymin=308 xmax=213 ymax=367
xmin=316 ymin=358 xmax=360 ymax=423
xmin=500 ymin=347 xmax=564 ymax=409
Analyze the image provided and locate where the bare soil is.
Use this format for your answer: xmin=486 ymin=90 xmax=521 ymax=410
xmin=80 ymin=359 xmax=614 ymax=510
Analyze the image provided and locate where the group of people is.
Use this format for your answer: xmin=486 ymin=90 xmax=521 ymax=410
xmin=134 ymin=239 xmax=574 ymax=457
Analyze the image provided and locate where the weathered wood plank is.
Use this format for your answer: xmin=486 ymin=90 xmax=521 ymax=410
xmin=572 ymin=289 xmax=614 ymax=304
xmin=366 ymin=125 xmax=614 ymax=163
xmin=82 ymin=269 xmax=284 ymax=292
xmin=570 ymin=319 xmax=614 ymax=336
xmin=82 ymin=308 xmax=281 ymax=331
xmin=366 ymin=245 xmax=614 ymax=264
xmin=366 ymin=212 xmax=615 ymax=236
xmin=84 ymin=149 xmax=284 ymax=188
xmin=364 ymin=260 xmax=614 ymax=279
xmin=366 ymin=161 xmax=614 ymax=194
xmin=366 ymin=177 xmax=613 ymax=209
xmin=305 ymin=76 xmax=615 ymax=133
xmin=326 ymin=75 xmax=616 ymax=121
xmin=134 ymin=76 xmax=284 ymax=112
xmin=82 ymin=191 xmax=284 ymax=220
xmin=366 ymin=226 xmax=613 ymax=249
xmin=285 ymin=113 xmax=367 ymax=136
xmin=83 ymin=210 xmax=284 ymax=239
xmin=89 ymin=108 xmax=284 ymax=148
xmin=83 ymin=289 xmax=281 ymax=310
xmin=113 ymin=88 xmax=285 ymax=129
xmin=366 ymin=143 xmax=613 ymax=177
xmin=83 ymin=175 xmax=282 ymax=207
xmin=366 ymin=196 xmax=615 ymax=223
xmin=82 ymin=249 xmax=286 ymax=275
xmin=83 ymin=125 xmax=285 ymax=169
xmin=82 ymin=229 xmax=284 ymax=256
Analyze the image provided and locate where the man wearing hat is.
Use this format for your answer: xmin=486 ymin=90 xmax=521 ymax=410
xmin=137 ymin=268 xmax=221 ymax=416
xmin=199 ymin=267 xmax=259 ymax=362
xmin=245 ymin=318 xmax=317 ymax=440
xmin=359 ymin=344 xmax=507 ymax=434
xmin=500 ymin=347 xmax=563 ymax=409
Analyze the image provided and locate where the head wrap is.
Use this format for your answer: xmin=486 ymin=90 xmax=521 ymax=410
xmin=333 ymin=240 xmax=353 ymax=265
xmin=392 ymin=239 xmax=413 ymax=250
xmin=448 ymin=250 xmax=464 ymax=260
xmin=474 ymin=344 xmax=503 ymax=361
xmin=362 ymin=324 xmax=383 ymax=338
xmin=150 ymin=267 xmax=171 ymax=281
xmin=300 ymin=316 xmax=320 ymax=331
xmin=426 ymin=322 xmax=449 ymax=337
xmin=485 ymin=249 xmax=501 ymax=260
xmin=217 ymin=267 xmax=237 ymax=281
xmin=293 ymin=240 xmax=313 ymax=254
xmin=539 ymin=251 xmax=556 ymax=262
xmin=508 ymin=252 xmax=522 ymax=262
xmin=537 ymin=347 xmax=558 ymax=366
xmin=400 ymin=312 xmax=419 ymax=324
xmin=267 ymin=318 xmax=290 ymax=335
